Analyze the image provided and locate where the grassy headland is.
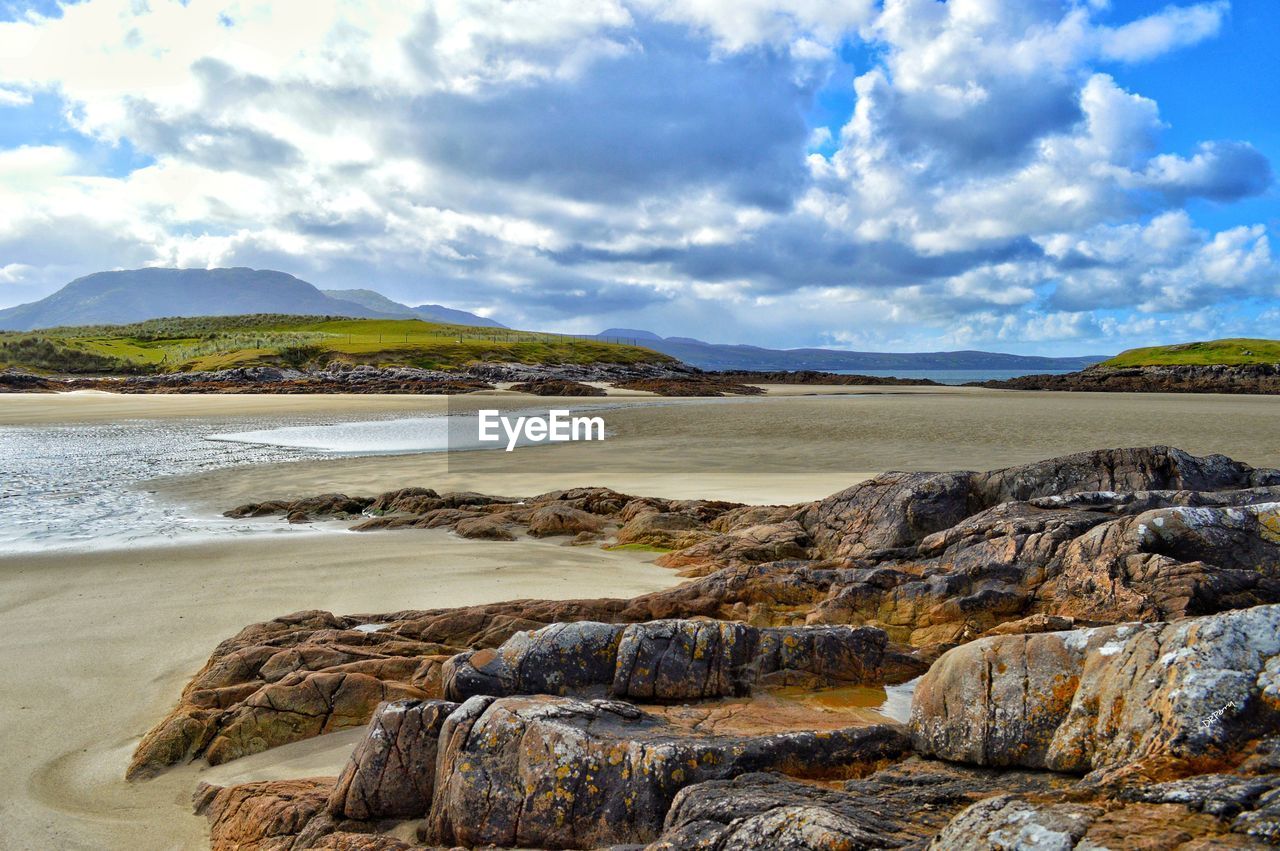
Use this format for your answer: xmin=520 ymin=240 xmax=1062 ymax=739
xmin=1100 ymin=338 xmax=1280 ymax=368
xmin=0 ymin=314 xmax=673 ymax=374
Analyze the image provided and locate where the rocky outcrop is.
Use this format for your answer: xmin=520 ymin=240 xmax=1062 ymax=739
xmin=911 ymin=604 xmax=1280 ymax=782
xmin=194 ymin=778 xmax=339 ymax=851
xmin=975 ymin=362 xmax=1280 ymax=394
xmin=715 ymin=369 xmax=937 ymax=386
xmin=508 ymin=377 xmax=607 ymax=396
xmin=78 ymin=364 xmax=495 ymax=394
xmin=0 ymin=368 xmax=60 ymax=392
xmin=651 ymin=759 xmax=1076 ymax=849
xmin=425 ymin=695 xmax=910 ymax=849
xmin=441 ymin=619 xmax=923 ymax=703
xmin=612 ymin=377 xmax=767 ymax=396
xmin=327 ymin=699 xmax=458 ymax=821
xmin=151 ymin=447 xmax=1280 ymax=849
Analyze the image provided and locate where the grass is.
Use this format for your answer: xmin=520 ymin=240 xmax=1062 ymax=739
xmin=0 ymin=314 xmax=674 ymax=375
xmin=1100 ymin=338 xmax=1280 ymax=368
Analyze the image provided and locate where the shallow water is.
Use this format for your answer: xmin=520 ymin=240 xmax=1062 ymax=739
xmin=0 ymin=413 xmax=434 ymax=553
xmin=834 ymin=368 xmax=1075 ymax=384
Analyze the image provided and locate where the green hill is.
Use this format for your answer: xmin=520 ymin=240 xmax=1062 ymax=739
xmin=1100 ymin=339 xmax=1280 ymax=368
xmin=0 ymin=314 xmax=673 ymax=374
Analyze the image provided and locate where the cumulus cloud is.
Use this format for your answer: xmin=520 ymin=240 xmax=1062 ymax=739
xmin=0 ymin=0 xmax=1274 ymax=353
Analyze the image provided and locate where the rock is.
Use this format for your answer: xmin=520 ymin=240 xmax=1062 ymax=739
xmin=616 ymin=511 xmax=714 ymax=549
xmin=911 ymin=604 xmax=1280 ymax=782
xmin=442 ymin=621 xmax=625 ymax=701
xmin=805 ymin=470 xmax=977 ymax=559
xmin=612 ymin=377 xmax=766 ymax=396
xmin=451 ymin=515 xmax=515 ymax=540
xmin=928 ymin=792 xmax=1270 ymax=850
xmin=425 ymin=695 xmax=910 ymax=849
xmin=754 ymin=625 xmax=906 ymax=689
xmin=226 ymin=494 xmax=374 ymax=522
xmin=656 ymin=521 xmax=811 ymax=574
xmin=508 ymin=378 xmax=607 ymax=396
xmin=1046 ymin=604 xmax=1280 ymax=781
xmin=205 ymin=672 xmax=428 ymax=764
xmin=441 ymin=619 xmax=921 ymax=703
xmin=651 ymin=759 xmax=1077 ymax=850
xmin=979 ymin=613 xmax=1076 ymax=637
xmin=910 ymin=626 xmax=1124 ymax=769
xmin=612 ymin=619 xmax=756 ymax=700
xmin=137 ymin=449 xmax=1280 ymax=784
xmin=976 ymin=363 xmax=1280 ymax=395
xmin=804 ymin=447 xmax=1272 ymax=560
xmin=925 ymin=794 xmax=1103 ymax=851
xmin=328 ymin=699 xmax=458 ymax=821
xmin=308 ymin=834 xmax=425 ymax=851
xmin=195 ymin=778 xmax=336 ymax=851
xmin=1051 ymin=502 xmax=1280 ymax=623
xmin=526 ymin=504 xmax=607 ymax=537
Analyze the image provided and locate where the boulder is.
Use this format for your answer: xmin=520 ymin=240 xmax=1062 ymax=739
xmin=651 ymin=759 xmax=1076 ymax=850
xmin=1052 ymin=502 xmax=1280 ymax=623
xmin=194 ymin=778 xmax=337 ymax=851
xmin=327 ymin=699 xmax=459 ymax=821
xmin=441 ymin=619 xmax=920 ymax=704
xmin=451 ymin=515 xmax=515 ymax=540
xmin=526 ymin=504 xmax=607 ymax=537
xmin=911 ymin=604 xmax=1280 ymax=782
xmin=425 ymin=695 xmax=910 ymax=849
xmin=612 ymin=619 xmax=757 ymax=700
xmin=442 ymin=621 xmax=625 ymax=701
xmin=656 ymin=521 xmax=811 ymax=574
xmin=925 ymin=795 xmax=1103 ymax=851
xmin=616 ymin=511 xmax=713 ymax=549
xmin=928 ymin=792 xmax=1268 ymax=850
xmin=204 ymin=672 xmax=428 ymax=764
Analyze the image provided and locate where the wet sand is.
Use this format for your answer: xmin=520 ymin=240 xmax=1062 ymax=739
xmin=0 ymin=532 xmax=679 ymax=850
xmin=157 ymin=387 xmax=1280 ymax=507
xmin=4 ymin=386 xmax=1280 ymax=848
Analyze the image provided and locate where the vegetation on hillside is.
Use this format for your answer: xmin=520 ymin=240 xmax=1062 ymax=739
xmin=1100 ymin=339 xmax=1280 ymax=368
xmin=0 ymin=314 xmax=674 ymax=374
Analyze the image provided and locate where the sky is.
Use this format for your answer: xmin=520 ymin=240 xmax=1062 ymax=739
xmin=0 ymin=0 xmax=1276 ymax=355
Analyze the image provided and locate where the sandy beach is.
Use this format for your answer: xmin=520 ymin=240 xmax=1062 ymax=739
xmin=4 ymin=385 xmax=1280 ymax=849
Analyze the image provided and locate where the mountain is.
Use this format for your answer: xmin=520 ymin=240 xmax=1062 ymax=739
xmin=322 ymin=288 xmax=505 ymax=328
xmin=0 ymin=268 xmax=501 ymax=331
xmin=590 ymin=330 xmax=1107 ymax=371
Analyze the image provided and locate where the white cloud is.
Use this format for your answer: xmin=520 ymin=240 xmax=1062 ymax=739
xmin=0 ymin=263 xmax=31 ymax=283
xmin=0 ymin=85 xmax=30 ymax=106
xmin=1097 ymin=1 xmax=1228 ymax=63
xmin=0 ymin=0 xmax=1273 ymax=355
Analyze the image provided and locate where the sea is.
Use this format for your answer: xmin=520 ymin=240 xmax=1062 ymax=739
xmin=833 ymin=368 xmax=1074 ymax=385
xmin=0 ymin=405 xmax=619 ymax=553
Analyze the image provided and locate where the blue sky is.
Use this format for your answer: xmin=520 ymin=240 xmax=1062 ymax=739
xmin=0 ymin=0 xmax=1277 ymax=355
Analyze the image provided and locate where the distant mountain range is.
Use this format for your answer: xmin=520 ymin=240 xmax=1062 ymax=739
xmin=591 ymin=328 xmax=1106 ymax=371
xmin=0 ymin=268 xmax=1105 ymax=371
xmin=0 ymin=268 xmax=504 ymax=331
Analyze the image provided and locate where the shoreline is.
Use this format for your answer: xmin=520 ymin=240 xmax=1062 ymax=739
xmin=0 ymin=531 xmax=682 ymax=850
xmin=5 ymin=388 xmax=1280 ymax=847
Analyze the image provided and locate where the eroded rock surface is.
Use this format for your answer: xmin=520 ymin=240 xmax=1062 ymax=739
xmin=327 ymin=698 xmax=458 ymax=821
xmin=149 ymin=447 xmax=1280 ymax=849
xmin=425 ymin=695 xmax=910 ymax=849
xmin=440 ymin=619 xmax=924 ymax=703
xmin=911 ymin=604 xmax=1280 ymax=783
